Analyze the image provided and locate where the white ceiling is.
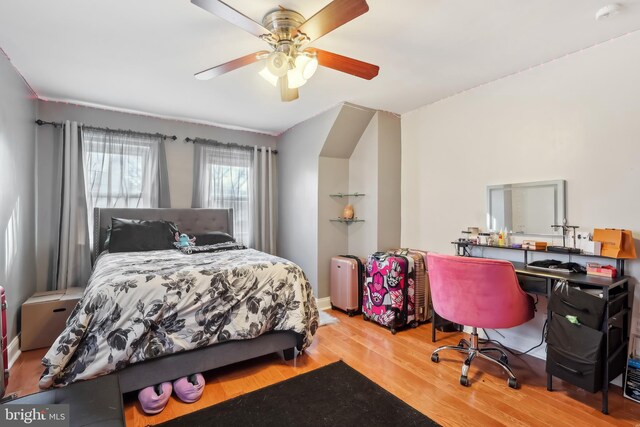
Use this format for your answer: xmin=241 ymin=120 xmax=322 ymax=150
xmin=1 ymin=1 xmax=639 ymax=135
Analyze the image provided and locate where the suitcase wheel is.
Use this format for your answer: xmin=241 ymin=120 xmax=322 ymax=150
xmin=390 ymin=328 xmax=397 ymax=335
xmin=431 ymin=353 xmax=439 ymax=363
xmin=363 ymin=314 xmax=369 ymax=321
xmin=460 ymin=375 xmax=469 ymax=387
xmin=330 ymin=304 xmax=336 ymax=311
xmin=410 ymin=321 xmax=418 ymax=328
xmin=348 ymin=311 xmax=355 ymax=317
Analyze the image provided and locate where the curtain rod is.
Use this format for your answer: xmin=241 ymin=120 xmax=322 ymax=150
xmin=184 ymin=137 xmax=278 ymax=154
xmin=35 ymin=119 xmax=178 ymax=141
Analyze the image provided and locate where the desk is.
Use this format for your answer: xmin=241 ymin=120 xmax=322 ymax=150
xmin=434 ymin=242 xmax=632 ymax=415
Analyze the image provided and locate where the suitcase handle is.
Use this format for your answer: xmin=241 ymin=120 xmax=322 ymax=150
xmin=52 ymin=308 xmax=67 ymax=313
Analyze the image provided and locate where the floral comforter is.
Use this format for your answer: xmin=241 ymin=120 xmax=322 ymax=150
xmin=39 ymin=248 xmax=318 ymax=388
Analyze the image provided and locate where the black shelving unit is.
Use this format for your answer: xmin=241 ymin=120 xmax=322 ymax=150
xmin=452 ymin=241 xmax=631 ymax=414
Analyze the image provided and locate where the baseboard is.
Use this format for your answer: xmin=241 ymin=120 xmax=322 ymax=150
xmin=316 ymin=297 xmax=331 ymax=311
xmin=7 ymin=334 xmax=21 ymax=370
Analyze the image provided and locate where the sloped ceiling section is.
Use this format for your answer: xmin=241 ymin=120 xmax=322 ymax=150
xmin=320 ymin=103 xmax=376 ymax=158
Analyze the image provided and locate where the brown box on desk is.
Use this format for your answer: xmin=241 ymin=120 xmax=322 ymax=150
xmin=522 ymin=240 xmax=548 ymax=250
xmin=21 ymin=287 xmax=84 ymax=351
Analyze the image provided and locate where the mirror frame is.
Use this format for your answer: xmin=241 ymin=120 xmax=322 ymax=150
xmin=486 ymin=179 xmax=566 ymax=236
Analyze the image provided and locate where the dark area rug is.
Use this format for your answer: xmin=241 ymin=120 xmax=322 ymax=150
xmin=154 ymin=360 xmax=439 ymax=426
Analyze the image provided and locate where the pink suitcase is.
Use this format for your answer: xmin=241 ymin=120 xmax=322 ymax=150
xmin=389 ymin=248 xmax=431 ymax=323
xmin=330 ymin=256 xmax=365 ymax=316
xmin=1 ymin=286 xmax=7 ymax=396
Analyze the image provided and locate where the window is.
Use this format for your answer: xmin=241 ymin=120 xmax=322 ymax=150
xmin=85 ymin=141 xmax=152 ymax=208
xmin=208 ymin=163 xmax=250 ymax=243
xmin=82 ymin=128 xmax=163 ymax=244
xmin=193 ymin=143 xmax=253 ymax=245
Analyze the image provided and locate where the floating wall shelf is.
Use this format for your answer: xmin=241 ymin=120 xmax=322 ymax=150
xmin=329 ymin=192 xmax=365 ymax=198
xmin=330 ymin=218 xmax=365 ymax=224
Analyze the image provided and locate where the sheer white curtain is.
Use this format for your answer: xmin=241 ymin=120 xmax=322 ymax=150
xmin=82 ymin=128 xmax=170 ymax=245
xmin=54 ymin=121 xmax=91 ymax=290
xmin=192 ymin=142 xmax=253 ymax=245
xmin=252 ymin=146 xmax=277 ymax=254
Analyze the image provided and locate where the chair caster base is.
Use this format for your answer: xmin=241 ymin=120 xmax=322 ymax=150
xmin=431 ymin=353 xmax=439 ymax=363
xmin=508 ymin=377 xmax=519 ymax=389
xmin=460 ymin=375 xmax=469 ymax=387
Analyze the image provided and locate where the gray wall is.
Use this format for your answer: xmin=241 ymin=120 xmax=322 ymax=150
xmin=347 ymin=114 xmax=379 ymax=256
xmin=0 ymin=51 xmax=37 ymax=342
xmin=35 ymin=101 xmax=277 ymax=291
xmin=376 ymin=112 xmax=401 ymax=251
xmin=277 ymin=106 xmax=342 ymax=295
xmin=279 ymin=105 xmax=401 ymax=300
xmin=317 ymin=157 xmax=349 ymax=299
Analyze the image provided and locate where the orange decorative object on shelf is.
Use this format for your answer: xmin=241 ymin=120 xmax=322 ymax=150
xmin=342 ymin=204 xmax=354 ymax=219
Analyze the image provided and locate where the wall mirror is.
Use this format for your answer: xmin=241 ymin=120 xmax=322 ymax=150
xmin=486 ymin=180 xmax=566 ymax=236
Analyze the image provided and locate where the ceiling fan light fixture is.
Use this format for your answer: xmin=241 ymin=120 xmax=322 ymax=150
xmin=295 ymin=54 xmax=318 ymax=80
xmin=266 ymin=51 xmax=289 ymax=77
xmin=287 ymin=67 xmax=307 ymax=89
xmin=259 ymin=66 xmax=278 ymax=86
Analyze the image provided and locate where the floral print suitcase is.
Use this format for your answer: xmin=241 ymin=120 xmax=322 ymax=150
xmin=362 ymin=252 xmax=415 ymax=334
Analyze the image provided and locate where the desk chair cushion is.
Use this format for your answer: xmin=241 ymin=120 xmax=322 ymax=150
xmin=427 ymin=254 xmax=534 ymax=329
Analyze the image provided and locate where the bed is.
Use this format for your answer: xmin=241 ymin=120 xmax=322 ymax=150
xmin=39 ymin=208 xmax=319 ymax=393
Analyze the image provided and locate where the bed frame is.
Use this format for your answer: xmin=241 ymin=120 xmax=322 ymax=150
xmin=93 ymin=207 xmax=299 ymax=393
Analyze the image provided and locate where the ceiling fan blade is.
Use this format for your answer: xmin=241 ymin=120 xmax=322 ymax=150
xmin=191 ymin=0 xmax=274 ymax=39
xmin=279 ymin=76 xmax=299 ymax=102
xmin=195 ymin=51 xmax=269 ymax=80
xmin=295 ymin=0 xmax=369 ymax=43
xmin=312 ymin=49 xmax=379 ymax=80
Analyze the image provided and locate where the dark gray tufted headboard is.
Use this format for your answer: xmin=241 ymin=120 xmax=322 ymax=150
xmin=93 ymin=208 xmax=234 ymax=259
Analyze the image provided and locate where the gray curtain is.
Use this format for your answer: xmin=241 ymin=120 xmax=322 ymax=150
xmin=54 ymin=121 xmax=91 ymax=290
xmin=252 ymin=146 xmax=277 ymax=254
xmin=158 ymin=140 xmax=171 ymax=208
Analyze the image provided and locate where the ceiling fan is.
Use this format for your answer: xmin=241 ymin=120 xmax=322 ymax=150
xmin=191 ymin=0 xmax=380 ymax=102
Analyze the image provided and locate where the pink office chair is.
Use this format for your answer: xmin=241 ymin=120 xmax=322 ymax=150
xmin=427 ymin=253 xmax=534 ymax=389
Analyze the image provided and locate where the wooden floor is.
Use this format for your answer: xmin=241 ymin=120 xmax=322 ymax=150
xmin=7 ymin=310 xmax=640 ymax=426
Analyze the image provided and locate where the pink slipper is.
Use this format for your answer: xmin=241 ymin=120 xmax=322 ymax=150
xmin=173 ymin=373 xmax=205 ymax=403
xmin=138 ymin=382 xmax=172 ymax=414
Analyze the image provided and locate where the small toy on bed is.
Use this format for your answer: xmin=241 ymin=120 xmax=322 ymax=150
xmin=175 ymin=232 xmax=196 ymax=248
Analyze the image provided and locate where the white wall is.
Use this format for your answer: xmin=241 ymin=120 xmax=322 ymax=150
xmin=277 ymin=106 xmax=342 ymax=296
xmin=0 ymin=51 xmax=37 ymax=342
xmin=401 ymin=30 xmax=640 ymax=356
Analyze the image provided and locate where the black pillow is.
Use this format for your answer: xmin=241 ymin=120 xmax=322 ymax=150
xmin=109 ymin=218 xmax=178 ymax=253
xmin=193 ymin=231 xmax=235 ymax=246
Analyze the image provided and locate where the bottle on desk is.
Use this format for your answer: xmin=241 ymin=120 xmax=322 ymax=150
xmin=498 ymin=229 xmax=504 ymax=246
